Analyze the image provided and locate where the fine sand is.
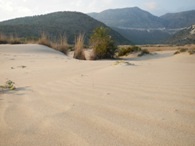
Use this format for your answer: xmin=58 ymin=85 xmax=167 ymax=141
xmin=0 ymin=44 xmax=195 ymax=146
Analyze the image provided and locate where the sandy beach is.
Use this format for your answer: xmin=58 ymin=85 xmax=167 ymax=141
xmin=0 ymin=44 xmax=195 ymax=146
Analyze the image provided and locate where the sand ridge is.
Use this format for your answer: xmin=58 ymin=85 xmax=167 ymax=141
xmin=0 ymin=44 xmax=195 ymax=146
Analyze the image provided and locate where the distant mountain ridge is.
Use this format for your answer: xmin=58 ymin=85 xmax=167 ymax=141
xmin=0 ymin=11 xmax=131 ymax=45
xmin=167 ymin=24 xmax=195 ymax=45
xmin=88 ymin=7 xmax=195 ymax=29
xmin=88 ymin=7 xmax=195 ymax=44
xmin=88 ymin=7 xmax=163 ymax=29
xmin=160 ymin=10 xmax=195 ymax=29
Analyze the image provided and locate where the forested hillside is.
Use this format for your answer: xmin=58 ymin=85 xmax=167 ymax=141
xmin=0 ymin=11 xmax=131 ymax=45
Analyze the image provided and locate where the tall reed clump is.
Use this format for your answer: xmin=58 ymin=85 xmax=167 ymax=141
xmin=0 ymin=33 xmax=22 ymax=44
xmin=73 ymin=34 xmax=86 ymax=60
xmin=9 ymin=35 xmax=22 ymax=44
xmin=54 ymin=35 xmax=69 ymax=55
xmin=38 ymin=32 xmax=51 ymax=47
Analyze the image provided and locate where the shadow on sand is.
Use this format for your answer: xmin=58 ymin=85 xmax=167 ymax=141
xmin=0 ymin=86 xmax=31 ymax=95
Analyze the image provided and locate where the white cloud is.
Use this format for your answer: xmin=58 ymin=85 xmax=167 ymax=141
xmin=144 ymin=1 xmax=158 ymax=10
xmin=0 ymin=1 xmax=14 ymax=12
xmin=67 ymin=0 xmax=112 ymax=12
xmin=0 ymin=0 xmax=32 ymax=21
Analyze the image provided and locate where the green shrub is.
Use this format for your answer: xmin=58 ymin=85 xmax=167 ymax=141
xmin=90 ymin=27 xmax=117 ymax=60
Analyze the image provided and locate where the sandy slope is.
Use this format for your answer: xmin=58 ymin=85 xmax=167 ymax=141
xmin=0 ymin=44 xmax=195 ymax=146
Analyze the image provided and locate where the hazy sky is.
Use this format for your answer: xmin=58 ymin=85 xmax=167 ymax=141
xmin=0 ymin=0 xmax=195 ymax=21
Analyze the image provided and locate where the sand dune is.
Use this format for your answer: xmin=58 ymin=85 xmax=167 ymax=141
xmin=0 ymin=44 xmax=195 ymax=146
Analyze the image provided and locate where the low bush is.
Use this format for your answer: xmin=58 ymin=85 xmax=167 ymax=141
xmin=179 ymin=48 xmax=188 ymax=52
xmin=117 ymin=47 xmax=130 ymax=56
xmin=90 ymin=27 xmax=117 ymax=60
xmin=138 ymin=49 xmax=150 ymax=57
xmin=117 ymin=46 xmax=141 ymax=56
xmin=174 ymin=48 xmax=188 ymax=55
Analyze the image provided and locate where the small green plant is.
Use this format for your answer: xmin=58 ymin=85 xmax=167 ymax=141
xmin=0 ymin=80 xmax=16 ymax=91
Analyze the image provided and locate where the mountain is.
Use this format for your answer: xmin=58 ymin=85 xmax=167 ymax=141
xmin=113 ymin=27 xmax=171 ymax=44
xmin=160 ymin=10 xmax=195 ymax=29
xmin=167 ymin=24 xmax=195 ymax=45
xmin=88 ymin=7 xmax=195 ymax=44
xmin=0 ymin=11 xmax=131 ymax=45
xmin=88 ymin=7 xmax=163 ymax=29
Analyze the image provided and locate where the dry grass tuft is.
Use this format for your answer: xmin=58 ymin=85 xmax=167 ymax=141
xmin=38 ymin=33 xmax=69 ymax=55
xmin=9 ymin=35 xmax=22 ymax=44
xmin=53 ymin=35 xmax=69 ymax=55
xmin=0 ymin=33 xmax=23 ymax=44
xmin=38 ymin=32 xmax=52 ymax=47
xmin=73 ymin=34 xmax=86 ymax=60
xmin=0 ymin=33 xmax=8 ymax=44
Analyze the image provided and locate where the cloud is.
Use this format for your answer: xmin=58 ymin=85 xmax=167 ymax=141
xmin=0 ymin=0 xmax=32 ymax=21
xmin=0 ymin=1 xmax=14 ymax=12
xmin=68 ymin=0 xmax=115 ymax=12
xmin=144 ymin=1 xmax=158 ymax=10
